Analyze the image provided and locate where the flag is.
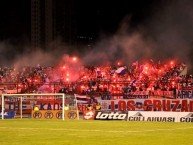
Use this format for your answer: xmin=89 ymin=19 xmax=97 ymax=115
xmin=74 ymin=94 xmax=98 ymax=104
xmin=74 ymin=94 xmax=88 ymax=104
xmin=179 ymin=66 xmax=188 ymax=76
xmin=115 ymin=66 xmax=128 ymax=75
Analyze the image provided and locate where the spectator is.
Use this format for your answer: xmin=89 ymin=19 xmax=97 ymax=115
xmin=64 ymin=104 xmax=69 ymax=111
xmin=87 ymin=104 xmax=93 ymax=111
xmin=95 ymin=103 xmax=101 ymax=110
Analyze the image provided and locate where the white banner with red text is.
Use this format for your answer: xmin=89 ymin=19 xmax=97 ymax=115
xmin=98 ymin=99 xmax=193 ymax=112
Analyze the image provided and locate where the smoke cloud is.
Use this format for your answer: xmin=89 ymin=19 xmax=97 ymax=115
xmin=82 ymin=0 xmax=193 ymax=72
xmin=141 ymin=0 xmax=193 ymax=69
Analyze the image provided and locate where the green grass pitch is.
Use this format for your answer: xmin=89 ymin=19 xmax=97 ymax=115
xmin=0 ymin=119 xmax=193 ymax=145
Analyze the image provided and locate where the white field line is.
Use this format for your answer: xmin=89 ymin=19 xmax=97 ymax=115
xmin=0 ymin=126 xmax=193 ymax=133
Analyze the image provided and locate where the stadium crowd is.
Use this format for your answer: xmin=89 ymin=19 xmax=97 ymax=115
xmin=0 ymin=59 xmax=192 ymax=99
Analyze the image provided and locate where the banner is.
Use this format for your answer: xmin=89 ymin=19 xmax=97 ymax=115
xmin=127 ymin=111 xmax=193 ymax=122
xmin=83 ymin=111 xmax=95 ymax=120
xmin=177 ymin=90 xmax=193 ymax=99
xmin=178 ymin=112 xmax=193 ymax=122
xmin=0 ymin=111 xmax=16 ymax=119
xmin=2 ymin=97 xmax=193 ymax=113
xmin=98 ymin=99 xmax=193 ymax=112
xmin=95 ymin=111 xmax=128 ymax=120
xmin=111 ymin=90 xmax=174 ymax=100
xmin=65 ymin=110 xmax=79 ymax=120
xmin=31 ymin=110 xmax=78 ymax=120
xmin=0 ymin=89 xmax=21 ymax=95
xmin=32 ymin=110 xmax=59 ymax=119
xmin=127 ymin=111 xmax=176 ymax=122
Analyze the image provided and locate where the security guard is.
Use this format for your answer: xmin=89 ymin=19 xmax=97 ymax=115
xmin=34 ymin=105 xmax=39 ymax=111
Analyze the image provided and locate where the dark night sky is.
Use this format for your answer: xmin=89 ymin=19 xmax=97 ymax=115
xmin=0 ymin=0 xmax=159 ymax=42
xmin=0 ymin=0 xmax=30 ymax=42
xmin=76 ymin=0 xmax=157 ymax=35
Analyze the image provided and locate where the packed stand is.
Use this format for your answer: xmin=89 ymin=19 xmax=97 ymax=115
xmin=0 ymin=60 xmax=192 ymax=100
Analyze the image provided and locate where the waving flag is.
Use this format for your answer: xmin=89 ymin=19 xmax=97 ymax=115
xmin=74 ymin=94 xmax=88 ymax=104
xmin=179 ymin=66 xmax=187 ymax=76
xmin=74 ymin=94 xmax=98 ymax=104
xmin=115 ymin=66 xmax=128 ymax=75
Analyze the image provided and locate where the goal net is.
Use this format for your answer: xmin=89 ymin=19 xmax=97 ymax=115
xmin=1 ymin=93 xmax=79 ymax=120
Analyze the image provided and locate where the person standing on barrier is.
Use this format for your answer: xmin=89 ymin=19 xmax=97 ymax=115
xmin=87 ymin=104 xmax=93 ymax=111
xmin=34 ymin=105 xmax=39 ymax=111
xmin=95 ymin=102 xmax=101 ymax=111
xmin=64 ymin=104 xmax=69 ymax=111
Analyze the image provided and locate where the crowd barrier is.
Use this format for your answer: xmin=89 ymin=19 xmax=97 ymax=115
xmin=31 ymin=110 xmax=79 ymax=120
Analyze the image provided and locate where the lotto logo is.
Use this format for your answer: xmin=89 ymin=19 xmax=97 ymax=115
xmin=83 ymin=111 xmax=95 ymax=120
xmin=95 ymin=111 xmax=128 ymax=120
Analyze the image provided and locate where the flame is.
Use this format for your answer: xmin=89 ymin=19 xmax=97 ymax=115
xmin=72 ymin=57 xmax=77 ymax=62
xmin=62 ymin=66 xmax=66 ymax=69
